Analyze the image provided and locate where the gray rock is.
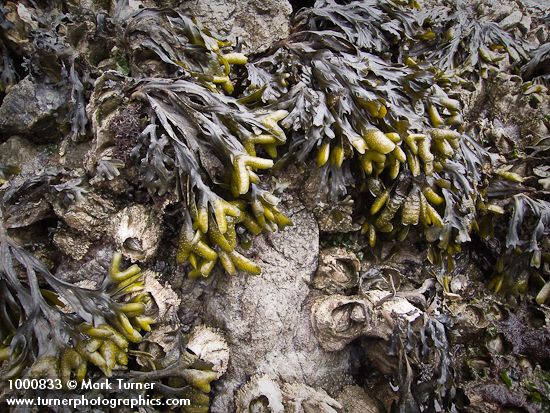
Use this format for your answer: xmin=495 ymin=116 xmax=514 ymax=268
xmin=519 ymin=13 xmax=532 ymax=33
xmin=0 ymin=77 xmax=68 ymax=143
xmin=53 ymin=228 xmax=93 ymax=260
xmin=0 ymin=136 xmax=41 ymax=175
xmin=200 ymin=195 xmax=353 ymax=412
xmin=51 ymin=191 xmax=117 ymax=237
xmin=55 ymin=242 xmax=115 ymax=285
xmin=180 ymin=0 xmax=293 ymax=53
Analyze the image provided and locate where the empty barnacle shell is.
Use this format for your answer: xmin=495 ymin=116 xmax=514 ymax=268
xmin=311 ymin=292 xmax=422 ymax=352
xmin=112 ymin=205 xmax=163 ymax=261
xmin=311 ymin=295 xmax=373 ymax=352
xmin=281 ymin=382 xmax=342 ymax=413
xmin=449 ymin=304 xmax=490 ymax=330
xmin=135 ymin=270 xmax=181 ymax=366
xmin=235 ymin=375 xmax=285 ymax=413
xmin=186 ymin=325 xmax=229 ymax=379
xmin=313 ymin=248 xmax=361 ymax=294
xmin=142 ymin=270 xmax=180 ymax=320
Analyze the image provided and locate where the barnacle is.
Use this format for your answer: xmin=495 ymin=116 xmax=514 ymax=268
xmin=235 ymin=375 xmax=343 ymax=413
xmin=186 ymin=325 xmax=229 ymax=379
xmin=131 ymin=334 xmax=221 ymax=413
xmin=235 ymin=375 xmax=285 ymax=413
xmin=310 ymin=291 xmax=421 ymax=352
xmin=281 ymin=382 xmax=342 ymax=413
xmin=112 ymin=205 xmax=163 ymax=261
xmin=312 ymin=248 xmax=361 ymax=294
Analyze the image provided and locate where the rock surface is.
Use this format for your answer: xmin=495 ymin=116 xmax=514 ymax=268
xmin=0 ymin=76 xmax=68 ymax=142
xmin=197 ymin=195 xmax=353 ymax=412
xmin=336 ymin=385 xmax=383 ymax=413
xmin=180 ymin=0 xmax=293 ymax=53
xmin=0 ymin=136 xmax=42 ymax=175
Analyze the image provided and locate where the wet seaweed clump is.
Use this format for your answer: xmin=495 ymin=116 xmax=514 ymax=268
xmin=0 ymin=0 xmax=549 ymax=412
xmin=0 ymin=222 xmax=153 ymax=384
xmin=239 ymin=0 xmax=490 ymax=266
xmin=480 ymin=150 xmax=550 ymax=302
xmin=0 ymin=234 xmax=221 ymax=410
xmin=408 ymin=0 xmax=529 ymax=79
xmin=87 ymin=8 xmax=293 ymax=278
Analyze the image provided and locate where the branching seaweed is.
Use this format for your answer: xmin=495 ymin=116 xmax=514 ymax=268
xmin=80 ymin=7 xmax=294 ymax=277
xmin=293 ymin=0 xmax=421 ymax=54
xmin=521 ymin=42 xmax=550 ymax=85
xmin=387 ymin=309 xmax=455 ymax=411
xmin=506 ymin=195 xmax=550 ymax=262
xmin=0 ymin=226 xmax=154 ymax=384
xmin=242 ymin=0 xmax=488 ymax=259
xmin=130 ymin=77 xmax=292 ymax=277
xmin=409 ymin=1 xmax=529 ymax=77
xmin=66 ymin=62 xmax=89 ymax=141
xmin=123 ymin=8 xmax=248 ymax=92
xmin=130 ymin=335 xmax=218 ymax=413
